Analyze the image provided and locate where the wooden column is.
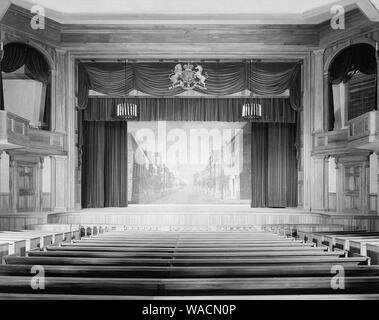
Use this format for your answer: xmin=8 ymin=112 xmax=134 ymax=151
xmin=376 ymin=44 xmax=379 ymax=112
xmin=35 ymin=157 xmax=44 ymax=212
xmin=65 ymin=52 xmax=76 ymax=210
xmin=302 ymin=53 xmax=312 ymax=211
xmin=50 ymin=155 xmax=67 ymax=212
xmin=376 ymin=151 xmax=379 ymax=215
xmin=324 ymin=156 xmax=330 ymax=211
xmin=313 ymin=49 xmax=325 ymax=132
xmin=52 ymin=49 xmax=67 ymax=133
xmin=362 ymin=158 xmax=370 ymax=214
xmin=323 ymin=71 xmax=331 ymax=131
xmin=8 ymin=154 xmax=17 ymax=213
xmin=310 ymin=156 xmax=329 ymax=211
xmin=335 ymin=156 xmax=343 ymax=213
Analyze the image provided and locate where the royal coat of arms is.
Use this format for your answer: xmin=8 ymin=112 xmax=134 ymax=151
xmin=169 ymin=63 xmax=208 ymax=90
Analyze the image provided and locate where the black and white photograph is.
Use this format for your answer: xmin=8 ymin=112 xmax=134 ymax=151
xmin=0 ymin=0 xmax=379 ymax=312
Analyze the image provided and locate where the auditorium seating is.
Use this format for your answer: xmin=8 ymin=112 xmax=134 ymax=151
xmin=0 ymin=226 xmax=378 ymax=299
xmin=0 ymin=226 xmax=81 ymax=263
xmin=285 ymin=227 xmax=379 ymax=265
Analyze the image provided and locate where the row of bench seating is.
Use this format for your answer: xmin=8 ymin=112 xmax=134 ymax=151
xmin=0 ymin=225 xmax=81 ymax=262
xmin=0 ymin=227 xmax=378 ymax=299
xmin=265 ymin=225 xmax=379 ymax=264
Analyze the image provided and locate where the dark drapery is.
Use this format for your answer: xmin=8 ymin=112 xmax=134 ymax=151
xmin=84 ymin=97 xmax=296 ymax=123
xmin=251 ymin=122 xmax=297 ymax=208
xmin=0 ymin=43 xmax=51 ymax=128
xmin=251 ymin=123 xmax=268 ymax=207
xmin=0 ymin=67 xmax=4 ymax=111
xmin=77 ymin=61 xmax=302 ymax=112
xmin=328 ymin=43 xmax=377 ymax=130
xmin=82 ymin=121 xmax=128 ymax=208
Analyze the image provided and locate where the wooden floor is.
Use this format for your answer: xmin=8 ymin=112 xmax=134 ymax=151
xmin=0 ymin=228 xmax=379 ymax=299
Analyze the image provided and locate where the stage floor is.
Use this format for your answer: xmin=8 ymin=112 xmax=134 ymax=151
xmin=47 ymin=205 xmax=328 ymax=231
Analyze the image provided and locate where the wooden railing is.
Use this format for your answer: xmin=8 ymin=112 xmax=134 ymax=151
xmin=312 ymin=111 xmax=379 ymax=155
xmin=348 ymin=111 xmax=379 ymax=149
xmin=0 ymin=111 xmax=66 ymax=155
xmin=312 ymin=129 xmax=348 ymax=155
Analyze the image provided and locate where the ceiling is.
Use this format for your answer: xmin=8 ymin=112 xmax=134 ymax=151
xmin=3 ymin=0 xmax=379 ymax=24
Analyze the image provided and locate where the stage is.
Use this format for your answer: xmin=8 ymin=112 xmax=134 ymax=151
xmin=46 ymin=205 xmax=328 ymax=231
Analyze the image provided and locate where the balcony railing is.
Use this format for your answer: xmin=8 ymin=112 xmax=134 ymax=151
xmin=0 ymin=110 xmax=66 ymax=155
xmin=313 ymin=129 xmax=348 ymax=155
xmin=348 ymin=111 xmax=379 ymax=150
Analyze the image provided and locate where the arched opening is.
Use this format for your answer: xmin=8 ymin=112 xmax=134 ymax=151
xmin=0 ymin=42 xmax=51 ymax=130
xmin=327 ymin=43 xmax=377 ymax=131
xmin=77 ymin=61 xmax=301 ymax=208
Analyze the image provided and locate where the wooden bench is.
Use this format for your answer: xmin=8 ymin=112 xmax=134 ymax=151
xmin=0 ymin=228 xmax=377 ymax=298
xmin=0 ymin=241 xmax=15 ymax=264
xmin=264 ymin=224 xmax=346 ymax=238
xmin=0 ymin=236 xmax=33 ymax=256
xmin=0 ymin=292 xmax=379 ymax=300
xmin=26 ymin=250 xmax=343 ymax=259
xmin=10 ymin=230 xmax=59 ymax=246
xmin=46 ymin=244 xmax=327 ymax=253
xmin=29 ymin=224 xmax=80 ymax=240
xmin=1 ymin=264 xmax=378 ymax=278
xmin=0 ymin=275 xmax=378 ymax=295
xmin=3 ymin=255 xmax=370 ymax=266
xmin=297 ymin=230 xmax=367 ymax=244
xmin=62 ymin=241 xmax=317 ymax=249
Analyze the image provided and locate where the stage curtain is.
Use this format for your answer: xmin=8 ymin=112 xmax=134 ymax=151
xmin=0 ymin=43 xmax=51 ymax=128
xmin=267 ymin=123 xmax=298 ymax=207
xmin=77 ymin=63 xmax=90 ymax=110
xmin=82 ymin=121 xmax=129 ymax=208
xmin=82 ymin=122 xmax=106 ymax=208
xmin=251 ymin=123 xmax=297 ymax=208
xmin=328 ymin=43 xmax=377 ymax=130
xmin=77 ymin=62 xmax=302 ymax=110
xmin=84 ymin=97 xmax=296 ymax=123
xmin=251 ymin=123 xmax=268 ymax=207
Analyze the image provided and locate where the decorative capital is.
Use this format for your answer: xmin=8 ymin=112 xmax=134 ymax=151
xmin=55 ymin=48 xmax=67 ymax=56
xmin=313 ymin=49 xmax=325 ymax=57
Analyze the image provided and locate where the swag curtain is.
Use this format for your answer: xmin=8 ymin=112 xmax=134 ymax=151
xmin=251 ymin=123 xmax=297 ymax=208
xmin=328 ymin=43 xmax=377 ymax=130
xmin=82 ymin=121 xmax=129 ymax=208
xmin=77 ymin=61 xmax=302 ymax=112
xmin=84 ymin=97 xmax=296 ymax=123
xmin=0 ymin=43 xmax=51 ymax=127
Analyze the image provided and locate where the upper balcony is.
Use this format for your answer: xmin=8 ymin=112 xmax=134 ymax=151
xmin=0 ymin=110 xmax=66 ymax=155
xmin=347 ymin=111 xmax=379 ymax=151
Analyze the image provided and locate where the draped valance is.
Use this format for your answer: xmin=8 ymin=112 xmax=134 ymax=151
xmin=1 ymin=43 xmax=50 ymax=83
xmin=84 ymin=97 xmax=296 ymax=123
xmin=0 ymin=43 xmax=51 ymax=126
xmin=78 ymin=62 xmax=302 ymax=112
xmin=329 ymin=43 xmax=376 ymax=84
